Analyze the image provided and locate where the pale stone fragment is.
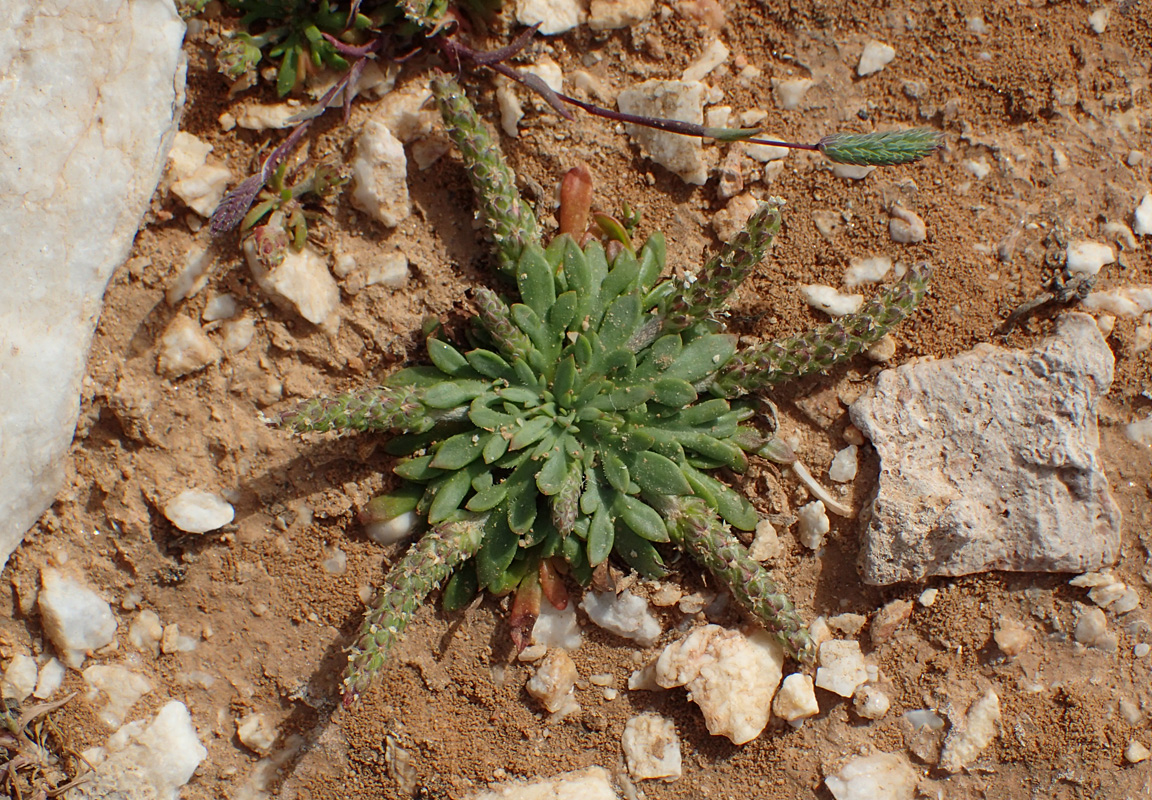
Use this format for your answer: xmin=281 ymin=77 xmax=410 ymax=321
xmin=1065 ymin=240 xmax=1115 ymax=276
xmin=531 ymin=600 xmax=583 ymax=651
xmin=652 ymin=625 xmax=784 ymax=744
xmin=815 ymin=640 xmax=868 ymax=697
xmin=2 ymin=654 xmax=39 ymax=703
xmin=617 ymin=80 xmax=709 ymax=185
xmin=350 ymin=119 xmax=411 ymax=227
xmin=243 ymin=241 xmax=341 ymax=330
xmin=889 ymin=204 xmax=927 ymax=244
xmin=83 ymin=664 xmax=153 ymax=728
xmin=772 ymin=673 xmax=819 ymax=724
xmin=712 ymin=193 xmax=759 ymax=242
xmin=580 ymin=590 xmax=662 ymax=645
xmin=1135 ymin=194 xmax=1152 ymax=236
xmin=236 ymin=103 xmax=298 ymax=130
xmin=526 ymin=650 xmax=580 ymax=717
xmin=129 ymin=609 xmax=164 ymax=655
xmin=939 ymin=690 xmax=1001 ymax=773
xmin=237 ymin=712 xmax=278 ymax=754
xmin=622 ymin=713 xmax=682 ymax=781
xmin=157 ymin=316 xmax=220 ymax=378
xmin=772 ymin=78 xmax=814 ymax=110
xmin=826 ymin=753 xmax=917 ymax=800
xmin=857 ymin=41 xmax=896 ymax=76
xmin=797 ymin=500 xmax=831 ymax=550
xmin=163 ymin=489 xmax=234 ymax=533
xmin=749 ymin=518 xmax=782 ymax=562
xmin=38 ymin=568 xmax=118 ymax=668
xmin=682 ymin=39 xmax=729 ymax=82
xmin=801 ymin=285 xmax=864 ymax=316
xmin=829 ymin=445 xmax=859 ymax=482
xmin=994 ymin=617 xmax=1031 ymax=656
xmin=167 ymin=131 xmax=234 ymax=217
xmin=870 ymin=599 xmax=912 ymax=644
xmin=467 ymin=767 xmax=619 ymax=800
xmin=515 ymin=0 xmax=587 ymax=34
xmin=853 ymin=685 xmax=891 ymax=719
xmin=1126 ymin=740 xmax=1151 ymax=764
xmin=844 ymin=256 xmax=892 ymax=288
xmin=588 ymin=0 xmax=655 ymax=30
xmin=34 ymin=659 xmax=66 ymax=699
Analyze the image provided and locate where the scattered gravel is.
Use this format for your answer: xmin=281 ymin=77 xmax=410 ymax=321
xmin=617 ymin=80 xmax=708 ymax=185
xmin=1 ymin=654 xmax=38 ymax=702
xmin=83 ymin=664 xmax=153 ymax=728
xmin=772 ymin=77 xmax=814 ymax=109
xmin=853 ymin=685 xmax=891 ymax=720
xmin=580 ymin=589 xmax=662 ymax=645
xmin=244 ymin=241 xmax=341 ymax=330
xmin=870 ymin=599 xmax=912 ymax=645
xmin=843 ymin=256 xmax=892 ymax=288
xmin=350 ymin=120 xmax=411 ymax=227
xmin=467 ymin=767 xmax=619 ymax=800
xmin=888 ymin=204 xmax=926 ymax=244
xmin=993 ymin=617 xmax=1032 ymax=657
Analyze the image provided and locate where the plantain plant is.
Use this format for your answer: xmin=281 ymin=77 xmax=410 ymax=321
xmin=278 ymin=76 xmax=935 ymax=706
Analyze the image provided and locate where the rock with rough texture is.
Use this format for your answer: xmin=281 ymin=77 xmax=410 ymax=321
xmin=580 ymin=590 xmax=662 ymax=645
xmin=622 ymin=713 xmax=682 ymax=781
xmin=617 ymin=81 xmax=709 ymax=185
xmin=815 ymin=640 xmax=869 ymax=698
xmin=38 ymin=568 xmax=119 ymax=668
xmin=74 ymin=701 xmax=207 ymax=800
xmin=857 ymin=41 xmax=896 ymax=76
xmin=515 ymin=0 xmax=587 ymax=34
xmin=0 ymin=0 xmax=186 ymax=573
xmin=350 ymin=119 xmax=411 ymax=227
xmin=2 ymin=654 xmax=39 ymax=703
xmin=939 ymin=689 xmax=1001 ymax=772
xmin=525 ymin=649 xmax=580 ymax=717
xmin=156 ymin=316 xmax=220 ymax=378
xmin=1065 ymin=240 xmax=1115 ymax=275
xmin=772 ymin=673 xmax=820 ymax=724
xmin=1135 ymin=193 xmax=1152 ymax=236
xmin=469 ymin=768 xmax=618 ymax=799
xmin=166 ymin=131 xmax=233 ymax=217
xmin=163 ymin=489 xmax=234 ymax=533
xmin=588 ymin=0 xmax=653 ymax=29
xmin=825 ymin=753 xmax=917 ymax=800
xmin=649 ymin=625 xmax=784 ymax=744
xmin=83 ymin=665 xmax=154 ymax=728
xmin=851 ymin=314 xmax=1121 ymax=584
xmin=243 ymin=240 xmax=341 ymax=330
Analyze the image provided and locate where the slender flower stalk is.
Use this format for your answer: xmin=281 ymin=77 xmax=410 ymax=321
xmin=278 ymin=386 xmax=434 ymax=434
xmin=661 ymin=496 xmax=816 ymax=663
xmin=817 ymin=129 xmax=943 ymax=166
xmin=343 ymin=515 xmax=486 ymax=706
xmin=713 ymin=263 xmax=932 ymax=396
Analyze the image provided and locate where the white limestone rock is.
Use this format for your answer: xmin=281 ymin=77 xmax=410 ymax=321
xmin=857 ymin=41 xmax=897 ymax=76
xmin=580 ymin=590 xmax=662 ymax=645
xmin=531 ymin=599 xmax=583 ymax=651
xmin=853 ymin=685 xmax=891 ymax=719
xmin=850 ymin=314 xmax=1121 ymax=584
xmin=0 ymin=0 xmax=185 ymax=573
xmin=526 ymin=649 xmax=580 ymax=717
xmin=797 ymin=500 xmax=831 ymax=550
xmin=350 ymin=119 xmax=411 ymax=227
xmin=515 ymin=0 xmax=587 ymax=34
xmin=825 ymin=753 xmax=917 ymax=800
xmin=2 ymin=654 xmax=39 ymax=703
xmin=467 ymin=767 xmax=619 ymax=800
xmin=38 ymin=568 xmax=119 ymax=668
xmin=801 ymin=285 xmax=864 ymax=317
xmin=682 ymin=39 xmax=729 ymax=83
xmin=83 ymin=664 xmax=154 ymax=728
xmin=588 ymin=0 xmax=654 ymax=30
xmin=829 ymin=445 xmax=859 ymax=482
xmin=649 ymin=625 xmax=784 ymax=744
xmin=749 ymin=518 xmax=783 ymax=562
xmin=163 ymin=489 xmax=234 ymax=533
xmin=1135 ymin=193 xmax=1152 ymax=236
xmin=236 ymin=712 xmax=278 ymax=754
xmin=939 ymin=689 xmax=1001 ymax=773
xmin=889 ymin=204 xmax=927 ymax=244
xmin=772 ymin=78 xmax=814 ymax=110
xmin=622 ymin=713 xmax=682 ymax=781
xmin=34 ymin=659 xmax=67 ymax=699
xmin=235 ymin=103 xmax=297 ymax=130
xmin=844 ymin=256 xmax=892 ymax=288
xmin=129 ymin=609 xmax=164 ymax=655
xmin=772 ymin=673 xmax=820 ymax=724
xmin=617 ymin=81 xmax=709 ymax=185
xmin=73 ymin=701 xmax=207 ymax=800
xmin=157 ymin=316 xmax=220 ymax=378
xmin=1065 ymin=240 xmax=1115 ymax=276
xmin=243 ymin=240 xmax=341 ymax=330
xmin=166 ymin=131 xmax=233 ymax=217
xmin=815 ymin=640 xmax=869 ymax=697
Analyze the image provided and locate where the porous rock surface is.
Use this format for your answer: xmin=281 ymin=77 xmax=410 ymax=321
xmin=851 ymin=313 xmax=1121 ymax=584
xmin=0 ymin=0 xmax=186 ymax=571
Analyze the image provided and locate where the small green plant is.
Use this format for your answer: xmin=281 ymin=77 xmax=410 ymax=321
xmin=239 ymin=160 xmax=347 ymax=266
xmin=277 ymin=75 xmax=933 ymax=706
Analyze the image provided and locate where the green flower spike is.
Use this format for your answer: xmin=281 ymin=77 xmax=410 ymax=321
xmin=279 ymin=76 xmax=932 ymax=705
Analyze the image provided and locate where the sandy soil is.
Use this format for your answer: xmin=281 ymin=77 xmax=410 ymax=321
xmin=3 ymin=0 xmax=1151 ymax=798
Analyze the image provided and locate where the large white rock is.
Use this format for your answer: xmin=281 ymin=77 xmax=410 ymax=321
xmin=38 ymin=568 xmax=119 ymax=668
xmin=0 ymin=0 xmax=186 ymax=573
xmin=74 ymin=701 xmax=207 ymax=800
xmin=851 ymin=314 xmax=1121 ymax=584
xmin=617 ymin=80 xmax=709 ymax=185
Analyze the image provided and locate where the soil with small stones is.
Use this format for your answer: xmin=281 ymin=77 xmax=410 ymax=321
xmin=3 ymin=1 xmax=1151 ymax=798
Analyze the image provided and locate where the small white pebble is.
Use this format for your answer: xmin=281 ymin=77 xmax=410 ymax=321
xmin=33 ymin=658 xmax=66 ymax=699
xmin=826 ymin=753 xmax=917 ymax=800
xmin=772 ymin=78 xmax=814 ymax=110
xmin=236 ymin=713 xmax=278 ymax=754
xmin=828 ymin=445 xmax=859 ymax=483
xmin=365 ymin=510 xmax=417 ymax=545
xmin=843 ymin=256 xmax=892 ymax=288
xmin=917 ymin=588 xmax=938 ymax=606
xmin=801 ymin=285 xmax=864 ymax=317
xmin=1074 ymin=607 xmax=1109 ymax=647
xmin=832 ymin=163 xmax=876 ymax=181
xmin=797 ymin=500 xmax=831 ymax=550
xmin=994 ymin=617 xmax=1031 ymax=657
xmin=772 ymin=673 xmax=820 ymax=724
xmin=1127 ymin=414 xmax=1152 ymax=445
xmin=1065 ymin=240 xmax=1115 ymax=276
xmin=1088 ymin=8 xmax=1110 ymax=33
xmin=321 ymin=546 xmax=347 ymax=576
xmin=163 ymin=490 xmax=234 ymax=534
xmin=1135 ymin=643 xmax=1151 ymax=658
xmin=526 ymin=650 xmax=580 ymax=717
xmin=940 ymin=690 xmax=1001 ymax=773
xmin=2 ymin=654 xmax=39 ymax=702
xmin=749 ymin=518 xmax=782 ymax=562
xmin=1125 ymin=740 xmax=1150 ymax=764
xmin=966 ymin=15 xmax=988 ymax=34
xmin=962 ymin=158 xmax=991 ymax=179
xmin=827 ymin=613 xmax=867 ymax=636
xmin=889 ymin=204 xmax=927 ymax=244
xmin=1135 ymin=194 xmax=1152 ymax=236
xmin=853 ymin=685 xmax=891 ymax=720
xmin=857 ymin=40 xmax=896 ymax=76
xmin=815 ymin=640 xmax=868 ymax=697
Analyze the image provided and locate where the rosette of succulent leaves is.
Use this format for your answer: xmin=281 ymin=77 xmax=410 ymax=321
xmin=277 ymin=74 xmax=937 ymax=705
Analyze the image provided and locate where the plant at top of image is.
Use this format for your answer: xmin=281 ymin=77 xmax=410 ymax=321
xmin=276 ymin=75 xmax=935 ymax=706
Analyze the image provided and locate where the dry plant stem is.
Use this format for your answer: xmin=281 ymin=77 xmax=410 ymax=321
xmin=714 ymin=263 xmax=932 ymax=396
xmin=663 ymin=496 xmax=816 ymax=663
xmin=343 ymin=515 xmax=486 ymax=705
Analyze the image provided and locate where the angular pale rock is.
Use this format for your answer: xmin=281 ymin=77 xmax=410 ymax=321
xmin=588 ymin=0 xmax=654 ymax=30
xmin=1065 ymin=240 xmax=1115 ymax=276
xmin=1135 ymin=193 xmax=1152 ymax=236
xmin=829 ymin=445 xmax=859 ymax=482
xmin=857 ymin=41 xmax=897 ymax=76
xmin=797 ymin=500 xmax=831 ymax=550
xmin=870 ymin=599 xmax=912 ymax=644
xmin=889 ymin=205 xmax=926 ymax=244
xmin=844 ymin=256 xmax=892 ymax=288
xmin=350 ymin=119 xmax=411 ymax=227
xmin=167 ymin=132 xmax=233 ymax=217
xmin=853 ymin=685 xmax=891 ymax=719
xmin=157 ymin=316 xmax=220 ymax=378
xmin=243 ymin=240 xmax=341 ymax=330
xmin=236 ymin=712 xmax=278 ymax=754
xmin=468 ymin=766 xmax=619 ymax=800
xmin=617 ymin=81 xmax=709 ymax=185
xmin=580 ymin=590 xmax=662 ymax=645
xmin=163 ymin=489 xmax=234 ymax=533
xmin=772 ymin=673 xmax=819 ymax=724
xmin=0 ymin=0 xmax=185 ymax=573
xmin=526 ymin=649 xmax=580 ymax=716
xmin=129 ymin=609 xmax=164 ymax=655
xmin=939 ymin=689 xmax=1000 ymax=773
xmin=815 ymin=640 xmax=869 ymax=697
xmin=851 ymin=314 xmax=1121 ymax=584
xmin=83 ymin=664 xmax=154 ymax=728
xmin=73 ymin=701 xmax=207 ymax=800
xmin=773 ymin=78 xmax=814 ymax=110
xmin=801 ymin=285 xmax=864 ymax=316
xmin=34 ymin=659 xmax=66 ymax=699
xmin=622 ymin=713 xmax=682 ymax=781
xmin=993 ymin=616 xmax=1031 ymax=656
xmin=531 ymin=599 xmax=583 ymax=651
xmin=515 ymin=0 xmax=587 ymax=34
xmin=2 ymin=654 xmax=39 ymax=703
xmin=682 ymin=38 xmax=729 ymax=83
xmin=38 ymin=568 xmax=119 ymax=668
xmin=825 ymin=753 xmax=917 ymax=800
xmin=652 ymin=625 xmax=784 ymax=744
xmin=236 ymin=103 xmax=297 ymax=130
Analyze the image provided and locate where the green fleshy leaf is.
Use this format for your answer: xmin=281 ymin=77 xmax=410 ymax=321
xmin=616 ymin=495 xmax=669 ymax=542
xmin=469 ymin=397 xmax=515 ymax=431
xmin=497 ymin=384 xmax=541 ymax=406
xmin=603 ymin=451 xmax=630 ymax=493
xmin=477 ymin=513 xmax=518 ymax=590
xmin=511 ymin=304 xmax=554 ymax=358
xmin=465 ymin=482 xmax=508 ymax=512
xmin=593 ymin=385 xmax=654 ymax=412
xmin=553 ymin=356 xmax=578 ymax=401
xmin=666 ymin=334 xmax=738 ymax=383
xmin=587 ymin=507 xmax=614 ymax=566
xmin=678 ymin=397 xmax=731 ymax=426
xmin=681 ymin=432 xmax=747 ymax=470
xmin=427 ymin=338 xmax=471 ymax=376
xmin=614 ymin=525 xmax=668 ymax=578
xmin=507 ymin=484 xmax=538 ymax=534
xmin=441 ymin=562 xmax=479 ymax=611
xmin=652 ymin=377 xmax=697 ymax=407
xmin=430 ymin=431 xmax=489 ymax=470
xmin=516 ymin=245 xmax=557 ymax=318
xmin=548 ymin=291 xmax=579 ymax=339
xmin=683 ymin=465 xmax=759 ymax=531
xmin=394 ymin=454 xmax=444 ymax=482
xmin=386 ymin=365 xmax=451 ymax=388
xmin=467 ymin=349 xmax=516 ymax=381
xmin=535 ymin=447 xmax=570 ymax=495
xmin=509 ymin=416 xmax=554 ymax=451
xmin=598 ymin=293 xmax=641 ymax=351
xmin=569 ymin=333 xmax=594 ymax=368
xmin=636 ymin=231 xmax=666 ymax=292
xmin=580 ymin=464 xmax=603 ymax=514
xmin=483 ymin=432 xmax=510 ymax=463
xmin=600 ymin=250 xmax=640 ymax=304
xmin=427 ymin=468 xmax=474 ymax=524
xmin=423 ymin=380 xmax=490 ymax=409
xmin=635 ymin=334 xmax=683 ymax=379
xmin=631 ymin=450 xmax=692 ymax=496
